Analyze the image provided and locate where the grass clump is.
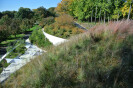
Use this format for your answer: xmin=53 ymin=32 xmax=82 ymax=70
xmin=2 ymin=21 xmax=133 ymax=88
xmin=29 ymin=28 xmax=52 ymax=48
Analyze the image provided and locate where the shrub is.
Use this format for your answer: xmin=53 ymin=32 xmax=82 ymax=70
xmin=44 ymin=15 xmax=84 ymax=39
xmin=29 ymin=28 xmax=52 ymax=48
xmin=39 ymin=17 xmax=55 ymax=27
xmin=55 ymin=14 xmax=74 ymax=26
xmin=44 ymin=24 xmax=84 ymax=38
xmin=0 ymin=59 xmax=10 ymax=74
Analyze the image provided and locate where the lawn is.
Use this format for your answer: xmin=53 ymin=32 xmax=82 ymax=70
xmin=0 ymin=34 xmax=25 ymax=47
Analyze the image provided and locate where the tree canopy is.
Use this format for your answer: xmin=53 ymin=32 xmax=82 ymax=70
xmin=56 ymin=0 xmax=133 ymax=21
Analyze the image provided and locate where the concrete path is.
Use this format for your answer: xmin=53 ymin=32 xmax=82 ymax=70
xmin=74 ymin=22 xmax=88 ymax=31
xmin=0 ymin=39 xmax=45 ymax=83
xmin=42 ymin=28 xmax=67 ymax=46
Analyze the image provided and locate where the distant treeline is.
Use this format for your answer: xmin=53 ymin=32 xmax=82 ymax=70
xmin=0 ymin=7 xmax=56 ymax=43
xmin=56 ymin=0 xmax=133 ymax=22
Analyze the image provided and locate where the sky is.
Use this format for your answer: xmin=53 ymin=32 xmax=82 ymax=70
xmin=0 ymin=0 xmax=61 ymax=12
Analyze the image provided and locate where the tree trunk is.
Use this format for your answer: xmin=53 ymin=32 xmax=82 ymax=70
xmin=91 ymin=10 xmax=93 ymax=23
xmin=101 ymin=17 xmax=103 ymax=22
xmin=104 ymin=12 xmax=106 ymax=24
xmin=117 ymin=12 xmax=119 ymax=22
xmin=108 ymin=16 xmax=109 ymax=23
xmin=95 ymin=5 xmax=97 ymax=23
xmin=127 ymin=3 xmax=132 ymax=20
xmin=99 ymin=8 xmax=101 ymax=22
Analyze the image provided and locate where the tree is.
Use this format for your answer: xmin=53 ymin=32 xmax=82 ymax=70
xmin=20 ymin=19 xmax=34 ymax=33
xmin=111 ymin=0 xmax=125 ymax=21
xmin=127 ymin=0 xmax=133 ymax=20
xmin=10 ymin=18 xmax=21 ymax=37
xmin=0 ymin=12 xmax=3 ymax=19
xmin=2 ymin=11 xmax=16 ymax=18
xmin=0 ymin=15 xmax=12 ymax=42
xmin=55 ymin=0 xmax=73 ymax=15
xmin=0 ymin=15 xmax=11 ymax=25
xmin=16 ymin=7 xmax=33 ymax=19
xmin=0 ymin=25 xmax=10 ymax=42
xmin=33 ymin=6 xmax=48 ymax=20
xmin=48 ymin=7 xmax=56 ymax=16
xmin=121 ymin=0 xmax=133 ymax=19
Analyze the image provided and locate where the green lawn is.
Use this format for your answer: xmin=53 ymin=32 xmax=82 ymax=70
xmin=26 ymin=25 xmax=42 ymax=32
xmin=0 ymin=34 xmax=25 ymax=47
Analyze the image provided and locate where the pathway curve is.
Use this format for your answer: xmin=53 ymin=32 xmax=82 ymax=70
xmin=74 ymin=22 xmax=88 ymax=31
xmin=42 ymin=28 xmax=67 ymax=46
xmin=0 ymin=39 xmax=45 ymax=83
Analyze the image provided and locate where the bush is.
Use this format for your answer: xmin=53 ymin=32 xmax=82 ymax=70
xmin=29 ymin=28 xmax=52 ymax=48
xmin=39 ymin=17 xmax=55 ymax=27
xmin=26 ymin=25 xmax=41 ymax=32
xmin=0 ymin=59 xmax=10 ymax=74
xmin=44 ymin=14 xmax=84 ymax=38
xmin=44 ymin=24 xmax=84 ymax=38
xmin=55 ymin=14 xmax=74 ymax=26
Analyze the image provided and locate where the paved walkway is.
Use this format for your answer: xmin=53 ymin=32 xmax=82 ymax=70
xmin=0 ymin=39 xmax=45 ymax=83
xmin=42 ymin=28 xmax=67 ymax=46
xmin=74 ymin=22 xmax=88 ymax=31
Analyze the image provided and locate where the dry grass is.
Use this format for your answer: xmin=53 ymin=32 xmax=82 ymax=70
xmin=90 ymin=20 xmax=133 ymax=36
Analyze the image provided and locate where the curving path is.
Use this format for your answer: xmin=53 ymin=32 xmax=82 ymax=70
xmin=42 ymin=28 xmax=67 ymax=46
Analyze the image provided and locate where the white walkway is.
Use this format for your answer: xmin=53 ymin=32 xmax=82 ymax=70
xmin=0 ymin=39 xmax=45 ymax=83
xmin=42 ymin=28 xmax=67 ymax=46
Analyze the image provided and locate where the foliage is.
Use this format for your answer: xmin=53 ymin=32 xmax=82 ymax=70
xmin=33 ymin=6 xmax=49 ymax=21
xmin=2 ymin=11 xmax=17 ymax=18
xmin=29 ymin=28 xmax=52 ymax=48
xmin=26 ymin=25 xmax=41 ymax=32
xmin=55 ymin=14 xmax=74 ymax=26
xmin=48 ymin=7 xmax=56 ymax=16
xmin=0 ymin=59 xmax=10 ymax=74
xmin=44 ymin=14 xmax=84 ymax=38
xmin=121 ymin=0 xmax=133 ymax=18
xmin=0 ymin=12 xmax=3 ymax=19
xmin=16 ymin=7 xmax=34 ymax=19
xmin=0 ymin=6 xmax=57 ymax=43
xmin=20 ymin=19 xmax=34 ymax=32
xmin=3 ymin=21 xmax=133 ymax=88
xmin=10 ymin=18 xmax=21 ymax=37
xmin=6 ymin=39 xmax=26 ymax=58
xmin=55 ymin=0 xmax=73 ymax=14
xmin=56 ymin=0 xmax=130 ymax=21
xmin=39 ymin=17 xmax=55 ymax=27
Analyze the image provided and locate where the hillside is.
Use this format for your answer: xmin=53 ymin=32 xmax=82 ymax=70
xmin=1 ymin=20 xmax=133 ymax=88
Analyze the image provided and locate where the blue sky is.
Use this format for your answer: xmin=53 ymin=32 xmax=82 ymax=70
xmin=0 ymin=0 xmax=61 ymax=12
